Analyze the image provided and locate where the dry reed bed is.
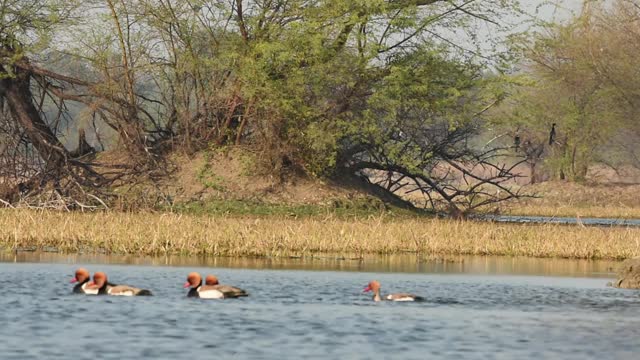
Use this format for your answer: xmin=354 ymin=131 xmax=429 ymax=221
xmin=504 ymin=182 xmax=640 ymax=219
xmin=1 ymin=210 xmax=639 ymax=260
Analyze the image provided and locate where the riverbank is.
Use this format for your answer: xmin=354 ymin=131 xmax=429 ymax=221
xmin=1 ymin=210 xmax=638 ymax=260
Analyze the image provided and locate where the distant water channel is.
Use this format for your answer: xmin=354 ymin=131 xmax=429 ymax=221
xmin=0 ymin=253 xmax=638 ymax=359
xmin=479 ymin=214 xmax=640 ymax=227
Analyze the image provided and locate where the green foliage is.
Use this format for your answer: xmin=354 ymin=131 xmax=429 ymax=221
xmin=349 ymin=46 xmax=489 ymax=172
xmin=196 ymin=166 xmax=226 ymax=192
xmin=1 ymin=0 xmax=81 ymax=67
xmin=494 ymin=1 xmax=640 ymax=182
xmin=195 ymin=151 xmax=227 ymax=192
xmin=123 ymin=0 xmax=520 ymax=178
xmin=171 ymin=197 xmax=420 ymax=219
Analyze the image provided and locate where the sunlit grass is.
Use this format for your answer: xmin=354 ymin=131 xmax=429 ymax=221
xmin=501 ymin=182 xmax=640 ymax=219
xmin=1 ymin=210 xmax=638 ymax=260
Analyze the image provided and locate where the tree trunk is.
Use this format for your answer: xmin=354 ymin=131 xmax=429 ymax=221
xmin=0 ymin=64 xmax=69 ymax=173
xmin=70 ymin=127 xmax=95 ymax=158
xmin=571 ymin=145 xmax=577 ymax=178
xmin=529 ymin=162 xmax=537 ymax=185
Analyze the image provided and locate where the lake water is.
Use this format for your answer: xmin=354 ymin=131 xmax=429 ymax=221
xmin=0 ymin=253 xmax=638 ymax=359
xmin=479 ymin=214 xmax=640 ymax=227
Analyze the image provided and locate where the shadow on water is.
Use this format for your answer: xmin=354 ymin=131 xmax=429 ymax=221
xmin=0 ymin=251 xmax=620 ymax=278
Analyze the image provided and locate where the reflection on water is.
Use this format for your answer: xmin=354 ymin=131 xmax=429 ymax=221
xmin=0 ymin=251 xmax=619 ymax=278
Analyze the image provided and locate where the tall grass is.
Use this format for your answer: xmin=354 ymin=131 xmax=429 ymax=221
xmin=1 ymin=210 xmax=638 ymax=260
xmin=503 ymin=182 xmax=640 ymax=218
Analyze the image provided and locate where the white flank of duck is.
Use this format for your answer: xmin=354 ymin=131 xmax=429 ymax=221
xmin=196 ymin=287 xmax=225 ymax=299
xmin=80 ymin=282 xmax=99 ymax=295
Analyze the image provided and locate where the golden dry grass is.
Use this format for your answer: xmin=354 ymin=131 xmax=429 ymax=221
xmin=502 ymin=182 xmax=640 ymax=218
xmin=1 ymin=210 xmax=638 ymax=260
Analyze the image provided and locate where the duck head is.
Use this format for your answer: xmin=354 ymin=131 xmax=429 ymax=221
xmin=363 ymin=280 xmax=381 ymax=293
xmin=184 ymin=272 xmax=202 ymax=288
xmin=205 ymin=275 xmax=219 ymax=286
xmin=88 ymin=272 xmax=108 ymax=290
xmin=70 ymin=268 xmax=90 ymax=284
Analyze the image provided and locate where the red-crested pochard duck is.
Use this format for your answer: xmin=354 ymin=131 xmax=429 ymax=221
xmin=70 ymin=268 xmax=98 ymax=295
xmin=364 ymin=280 xmax=424 ymax=302
xmin=184 ymin=272 xmax=248 ymax=299
xmin=87 ymin=272 xmax=152 ymax=296
xmin=205 ymin=274 xmax=249 ymax=296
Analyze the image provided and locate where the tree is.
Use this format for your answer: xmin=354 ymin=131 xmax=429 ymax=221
xmin=0 ymin=1 xmax=80 ymax=173
xmin=334 ymin=46 xmax=525 ymax=212
xmin=2 ymin=0 xmax=526 ymax=213
xmin=496 ymin=0 xmax=640 ymax=182
xmin=0 ymin=0 xmax=162 ymax=205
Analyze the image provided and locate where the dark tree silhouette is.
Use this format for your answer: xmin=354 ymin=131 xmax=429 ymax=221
xmin=548 ymin=123 xmax=557 ymax=146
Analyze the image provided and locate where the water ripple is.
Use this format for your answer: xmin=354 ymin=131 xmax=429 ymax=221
xmin=0 ymin=263 xmax=638 ymax=359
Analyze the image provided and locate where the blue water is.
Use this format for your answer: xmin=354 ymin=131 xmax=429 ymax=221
xmin=0 ymin=261 xmax=638 ymax=359
xmin=480 ymin=215 xmax=640 ymax=227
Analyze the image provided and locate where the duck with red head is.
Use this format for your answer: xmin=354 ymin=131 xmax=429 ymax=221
xmin=70 ymin=268 xmax=97 ymax=295
xmin=205 ymin=274 xmax=248 ymax=297
xmin=364 ymin=280 xmax=424 ymax=302
xmin=88 ymin=272 xmax=152 ymax=296
xmin=205 ymin=275 xmax=219 ymax=285
xmin=184 ymin=273 xmax=248 ymax=299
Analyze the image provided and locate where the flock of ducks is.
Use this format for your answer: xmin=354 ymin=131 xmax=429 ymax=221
xmin=71 ymin=268 xmax=425 ymax=302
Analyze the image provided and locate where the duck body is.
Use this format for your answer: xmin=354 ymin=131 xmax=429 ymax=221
xmin=364 ymin=281 xmax=424 ymax=302
xmin=103 ymin=284 xmax=152 ymax=296
xmin=89 ymin=272 xmax=152 ymax=296
xmin=209 ymin=284 xmax=248 ymax=298
xmin=188 ymin=285 xmax=225 ymax=299
xmin=71 ymin=268 xmax=98 ymax=295
xmin=185 ymin=273 xmax=248 ymax=299
xmin=384 ymin=293 xmax=425 ymax=302
xmin=204 ymin=275 xmax=248 ymax=298
xmin=73 ymin=279 xmax=98 ymax=295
